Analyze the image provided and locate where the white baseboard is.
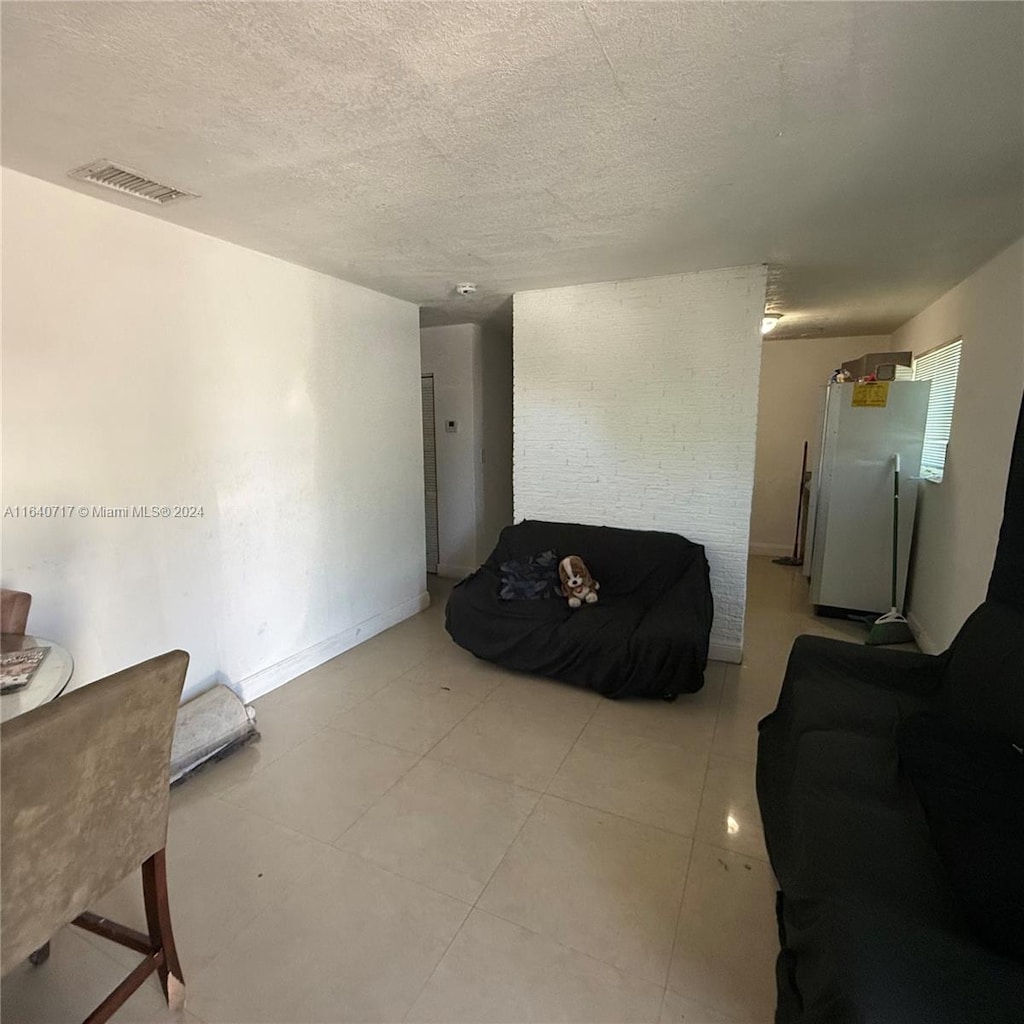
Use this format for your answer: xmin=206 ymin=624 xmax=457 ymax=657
xmin=709 ymin=641 xmax=743 ymax=664
xmin=436 ymin=563 xmax=475 ymax=581
xmin=748 ymin=543 xmax=794 ymax=558
xmin=905 ymin=610 xmax=939 ymax=654
xmin=236 ymin=590 xmax=431 ymax=704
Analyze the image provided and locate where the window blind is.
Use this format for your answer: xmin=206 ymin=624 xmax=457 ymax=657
xmin=913 ymin=339 xmax=962 ymax=482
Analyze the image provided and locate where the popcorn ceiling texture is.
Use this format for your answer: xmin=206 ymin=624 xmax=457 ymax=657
xmin=513 ymin=267 xmax=767 ymax=661
xmin=1 ymin=3 xmax=1021 ymax=336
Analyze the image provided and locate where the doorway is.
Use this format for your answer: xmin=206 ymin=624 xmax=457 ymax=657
xmin=421 ymin=374 xmax=439 ymax=573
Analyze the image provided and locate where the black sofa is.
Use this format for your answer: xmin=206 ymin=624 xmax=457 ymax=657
xmin=445 ymin=519 xmax=713 ymax=699
xmin=756 ymin=395 xmax=1024 ymax=1023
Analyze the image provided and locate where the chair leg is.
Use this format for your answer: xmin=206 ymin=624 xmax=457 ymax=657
xmin=141 ymin=849 xmax=185 ymax=1012
xmin=28 ymin=941 xmax=50 ymax=966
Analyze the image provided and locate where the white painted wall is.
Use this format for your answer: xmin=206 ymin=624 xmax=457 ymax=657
xmin=1 ymin=168 xmax=425 ymax=702
xmin=750 ymin=335 xmax=892 ymax=555
xmin=892 ymin=238 xmax=1024 ymax=653
xmin=420 ymin=324 xmax=481 ymax=578
xmin=513 ymin=267 xmax=767 ymax=661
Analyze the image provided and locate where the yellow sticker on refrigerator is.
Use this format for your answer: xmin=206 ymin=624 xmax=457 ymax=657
xmin=851 ymin=381 xmax=890 ymax=408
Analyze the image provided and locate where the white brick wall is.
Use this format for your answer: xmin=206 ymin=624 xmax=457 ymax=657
xmin=513 ymin=266 xmax=767 ymax=661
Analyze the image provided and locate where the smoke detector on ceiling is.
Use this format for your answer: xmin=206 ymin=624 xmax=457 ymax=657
xmin=68 ymin=159 xmax=199 ymax=205
xmin=454 ymin=282 xmax=477 ymax=296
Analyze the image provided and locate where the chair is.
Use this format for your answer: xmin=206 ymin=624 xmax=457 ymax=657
xmin=1 ymin=588 xmax=32 ymax=635
xmin=1 ymin=650 xmax=189 ymax=1023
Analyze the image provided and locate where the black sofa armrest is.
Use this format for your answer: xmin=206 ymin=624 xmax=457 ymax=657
xmin=783 ymin=635 xmax=944 ymax=699
xmin=758 ymin=634 xmax=944 ymax=871
xmin=759 ymin=636 xmax=944 ymax=762
xmin=633 ymin=551 xmax=713 ymax=643
xmin=621 ymin=553 xmax=713 ymax=696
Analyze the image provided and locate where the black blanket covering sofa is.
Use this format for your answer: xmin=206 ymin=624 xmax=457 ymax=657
xmin=757 ymin=395 xmax=1024 ymax=1023
xmin=445 ymin=519 xmax=713 ymax=699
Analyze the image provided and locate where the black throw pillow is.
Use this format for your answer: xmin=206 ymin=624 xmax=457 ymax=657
xmin=499 ymin=550 xmax=561 ymax=601
xmin=898 ymin=712 xmax=1024 ymax=962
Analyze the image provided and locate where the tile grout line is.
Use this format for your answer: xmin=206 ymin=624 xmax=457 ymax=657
xmin=167 ymin=798 xmax=346 ymax=985
xmin=543 ymin=693 xmax=603 ymax=788
xmin=329 ymin=673 xmax=500 ymax=848
xmin=473 ymin=899 xmax=674 ymax=993
xmin=399 ymin=903 xmax=476 ymax=1022
xmin=231 ymin=640 xmax=491 ymax=838
xmin=154 ymin=777 xmax=381 ymax=986
xmin=217 ymin=677 xmax=464 ymax=842
xmin=482 ymin=693 xmax=604 ymax=836
xmin=658 ymin=838 xmax=700 ymax=1007
xmin=396 ymin=694 xmax=616 ymax=1017
xmin=227 ymin=668 xmax=759 ymax=919
xmin=399 ymin=693 xmax=606 ymax=1012
xmin=659 ymin=745 xmax=713 ymax=1000
xmin=391 ymin=683 xmax=559 ymax=1023
xmin=463 ymin=714 xmax=580 ymax=907
xmin=187 ymin=802 xmax=474 ymax=998
xmin=328 ymin=745 xmax=430 ymax=847
xmin=535 ymin=788 xmax=702 ymax=843
xmin=206 ymin=712 xmax=339 ymax=796
xmin=419 ymin=750 xmax=547 ymax=795
xmin=215 ymin=722 xmax=420 ymax=819
xmin=220 ymin=662 xmax=419 ymax=794
xmin=335 ymin=843 xmax=478 ymax=911
xmin=661 ymin=566 xmax=779 ymax=1013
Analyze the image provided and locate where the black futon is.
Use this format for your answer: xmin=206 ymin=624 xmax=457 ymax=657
xmin=445 ymin=519 xmax=713 ymax=699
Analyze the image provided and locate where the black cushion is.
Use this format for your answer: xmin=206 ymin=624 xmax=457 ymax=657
xmin=899 ymin=712 xmax=1024 ymax=962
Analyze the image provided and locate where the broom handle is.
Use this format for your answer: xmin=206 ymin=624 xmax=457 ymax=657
xmin=891 ymin=453 xmax=901 ymax=610
xmin=791 ymin=441 xmax=809 ymax=560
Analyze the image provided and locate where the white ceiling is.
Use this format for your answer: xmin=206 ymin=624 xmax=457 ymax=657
xmin=2 ymin=1 xmax=1021 ymax=338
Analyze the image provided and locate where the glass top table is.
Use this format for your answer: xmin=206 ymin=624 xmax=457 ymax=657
xmin=0 ymin=633 xmax=75 ymax=723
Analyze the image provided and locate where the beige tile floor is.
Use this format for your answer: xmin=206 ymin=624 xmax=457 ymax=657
xmin=2 ymin=558 xmax=875 ymax=1024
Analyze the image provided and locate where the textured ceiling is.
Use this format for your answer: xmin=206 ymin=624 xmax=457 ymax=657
xmin=2 ymin=1 xmax=1022 ymax=338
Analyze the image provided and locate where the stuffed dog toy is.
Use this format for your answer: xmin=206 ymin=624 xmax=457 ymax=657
xmin=559 ymin=555 xmax=600 ymax=608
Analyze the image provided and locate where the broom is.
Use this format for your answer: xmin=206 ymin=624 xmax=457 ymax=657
xmin=773 ymin=441 xmax=808 ymax=567
xmin=866 ymin=453 xmax=914 ymax=645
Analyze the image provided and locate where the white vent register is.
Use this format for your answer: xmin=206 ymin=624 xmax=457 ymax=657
xmin=68 ymin=159 xmax=198 ymax=205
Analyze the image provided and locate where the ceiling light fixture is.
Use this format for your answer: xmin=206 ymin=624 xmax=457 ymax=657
xmin=761 ymin=314 xmax=782 ymax=335
xmin=454 ymin=282 xmax=477 ymax=296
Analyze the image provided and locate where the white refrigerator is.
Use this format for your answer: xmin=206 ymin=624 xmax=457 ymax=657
xmin=806 ymin=381 xmax=931 ymax=615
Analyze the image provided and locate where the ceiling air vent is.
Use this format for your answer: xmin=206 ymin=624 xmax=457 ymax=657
xmin=67 ymin=159 xmax=198 ymax=205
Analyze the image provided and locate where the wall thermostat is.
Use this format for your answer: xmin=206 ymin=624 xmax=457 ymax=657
xmin=445 ymin=420 xmax=458 ymax=433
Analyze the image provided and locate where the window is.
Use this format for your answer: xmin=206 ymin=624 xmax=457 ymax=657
xmin=912 ymin=338 xmax=962 ymax=482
